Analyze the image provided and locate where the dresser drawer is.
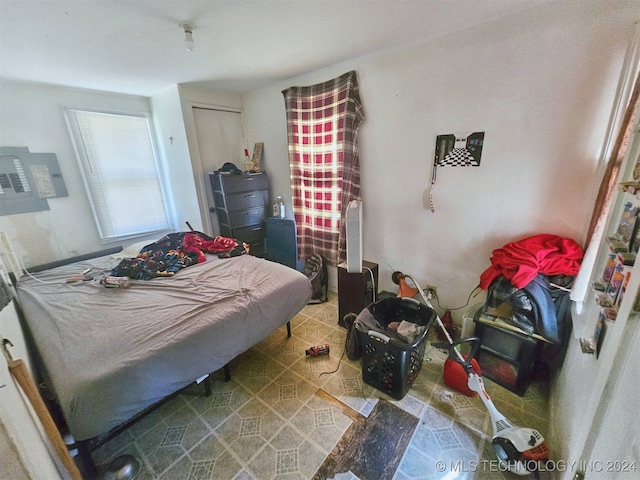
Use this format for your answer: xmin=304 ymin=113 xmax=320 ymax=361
xmin=234 ymin=224 xmax=265 ymax=243
xmin=210 ymin=172 xmax=268 ymax=194
xmin=218 ymin=224 xmax=265 ymax=257
xmin=218 ymin=208 xmax=266 ymax=228
xmin=214 ymin=189 xmax=268 ymax=212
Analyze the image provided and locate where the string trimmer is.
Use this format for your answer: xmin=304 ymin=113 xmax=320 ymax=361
xmin=392 ymin=272 xmax=550 ymax=476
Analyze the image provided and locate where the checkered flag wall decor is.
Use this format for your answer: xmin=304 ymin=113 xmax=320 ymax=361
xmin=435 ymin=132 xmax=484 ymax=167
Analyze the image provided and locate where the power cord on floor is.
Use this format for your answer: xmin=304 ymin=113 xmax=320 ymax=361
xmin=317 ymin=343 xmax=376 ymax=407
xmin=319 ymin=311 xmax=350 ymax=378
xmin=318 ymin=347 xmax=345 ymax=378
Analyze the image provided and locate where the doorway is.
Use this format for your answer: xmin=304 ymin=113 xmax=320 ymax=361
xmin=191 ymin=106 xmax=244 ymax=235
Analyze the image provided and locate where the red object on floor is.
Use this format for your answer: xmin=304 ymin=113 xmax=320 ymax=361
xmin=443 ymin=355 xmax=482 ymax=397
xmin=437 ymin=309 xmax=456 ymax=341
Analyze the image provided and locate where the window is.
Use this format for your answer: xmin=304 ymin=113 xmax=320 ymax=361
xmin=64 ymin=108 xmax=171 ymax=241
xmin=282 ymin=71 xmax=364 ymax=265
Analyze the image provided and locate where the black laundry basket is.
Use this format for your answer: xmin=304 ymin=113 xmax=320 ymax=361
xmin=354 ymin=296 xmax=436 ymax=400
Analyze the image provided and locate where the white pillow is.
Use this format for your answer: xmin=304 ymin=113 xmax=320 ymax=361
xmin=111 ymin=240 xmax=155 ymax=259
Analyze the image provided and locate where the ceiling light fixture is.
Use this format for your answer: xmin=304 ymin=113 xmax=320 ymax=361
xmin=179 ymin=22 xmax=196 ymax=52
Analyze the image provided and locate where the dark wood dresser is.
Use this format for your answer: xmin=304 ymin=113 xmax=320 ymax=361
xmin=209 ymin=171 xmax=269 ymax=257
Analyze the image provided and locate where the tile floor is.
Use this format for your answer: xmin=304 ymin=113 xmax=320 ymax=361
xmin=90 ymin=293 xmax=550 ymax=480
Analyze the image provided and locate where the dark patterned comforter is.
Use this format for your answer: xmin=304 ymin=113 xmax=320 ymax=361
xmin=110 ymin=231 xmax=247 ymax=280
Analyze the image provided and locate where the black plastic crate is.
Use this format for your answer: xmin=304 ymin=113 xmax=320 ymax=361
xmin=354 ymin=297 xmax=436 ymax=400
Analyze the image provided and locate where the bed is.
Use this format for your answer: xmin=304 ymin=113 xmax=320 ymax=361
xmin=14 ymin=242 xmax=311 ymax=472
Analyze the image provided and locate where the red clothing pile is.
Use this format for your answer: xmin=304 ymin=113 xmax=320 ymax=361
xmin=479 ymin=234 xmax=583 ymax=290
xmin=182 ymin=232 xmax=238 ymax=263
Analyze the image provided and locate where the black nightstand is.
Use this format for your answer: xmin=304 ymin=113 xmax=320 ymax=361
xmin=337 ymin=260 xmax=378 ymax=323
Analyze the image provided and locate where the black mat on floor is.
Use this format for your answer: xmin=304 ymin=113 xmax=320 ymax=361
xmin=313 ymin=398 xmax=419 ymax=480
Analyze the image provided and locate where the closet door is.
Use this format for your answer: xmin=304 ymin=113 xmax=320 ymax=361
xmin=192 ymin=107 xmax=243 ymax=235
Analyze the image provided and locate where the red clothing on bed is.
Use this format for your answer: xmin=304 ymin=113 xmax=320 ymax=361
xmin=479 ymin=234 xmax=583 ymax=290
xmin=183 ymin=232 xmax=237 ymax=263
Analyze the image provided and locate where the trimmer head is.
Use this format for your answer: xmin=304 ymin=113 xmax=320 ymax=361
xmin=467 ymin=372 xmax=549 ymax=475
xmin=493 ymin=426 xmax=550 ymax=475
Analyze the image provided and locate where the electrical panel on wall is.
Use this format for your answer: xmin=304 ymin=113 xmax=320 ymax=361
xmin=0 ymin=146 xmax=68 ymax=216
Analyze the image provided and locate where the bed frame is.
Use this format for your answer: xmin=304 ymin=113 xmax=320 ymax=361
xmin=13 ymin=247 xmax=309 ymax=478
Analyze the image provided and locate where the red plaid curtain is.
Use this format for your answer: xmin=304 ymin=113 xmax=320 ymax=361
xmin=283 ymin=71 xmax=364 ymax=266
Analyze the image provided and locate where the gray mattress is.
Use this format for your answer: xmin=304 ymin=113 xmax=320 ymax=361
xmin=16 ymin=253 xmax=311 ymax=441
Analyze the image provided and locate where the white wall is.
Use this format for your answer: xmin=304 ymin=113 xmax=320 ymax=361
xmin=241 ymin=0 xmax=639 ymax=468
xmin=0 ymin=81 xmax=167 ymax=267
xmin=151 ymin=84 xmax=197 ymax=232
xmin=242 ymin=0 xmax=636 ymax=304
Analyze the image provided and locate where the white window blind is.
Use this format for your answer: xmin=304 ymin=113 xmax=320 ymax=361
xmin=64 ymin=108 xmax=170 ymax=241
